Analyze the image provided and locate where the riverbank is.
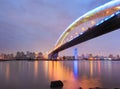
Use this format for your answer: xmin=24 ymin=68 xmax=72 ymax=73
xmin=0 ymin=58 xmax=120 ymax=61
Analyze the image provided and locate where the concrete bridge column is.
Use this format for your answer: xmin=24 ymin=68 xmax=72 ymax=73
xmin=48 ymin=52 xmax=58 ymax=60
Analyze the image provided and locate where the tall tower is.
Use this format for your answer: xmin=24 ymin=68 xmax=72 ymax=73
xmin=74 ymin=48 xmax=78 ymax=60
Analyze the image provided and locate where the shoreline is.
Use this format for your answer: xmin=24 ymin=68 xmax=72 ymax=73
xmin=0 ymin=59 xmax=120 ymax=62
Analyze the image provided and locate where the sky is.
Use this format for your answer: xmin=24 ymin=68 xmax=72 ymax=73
xmin=1 ymin=0 xmax=120 ymax=56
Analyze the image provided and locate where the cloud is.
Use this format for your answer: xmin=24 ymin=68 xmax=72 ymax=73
xmin=0 ymin=0 xmax=119 ymax=55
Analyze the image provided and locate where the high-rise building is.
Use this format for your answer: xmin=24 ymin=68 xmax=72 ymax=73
xmin=74 ymin=48 xmax=78 ymax=59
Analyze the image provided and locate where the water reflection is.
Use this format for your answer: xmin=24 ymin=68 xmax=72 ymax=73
xmin=34 ymin=61 xmax=38 ymax=79
xmin=90 ymin=61 xmax=93 ymax=77
xmin=98 ymin=61 xmax=101 ymax=75
xmin=73 ymin=61 xmax=78 ymax=78
xmin=43 ymin=61 xmax=102 ymax=89
xmin=44 ymin=61 xmax=48 ymax=77
xmin=5 ymin=63 xmax=10 ymax=81
xmin=0 ymin=61 xmax=120 ymax=89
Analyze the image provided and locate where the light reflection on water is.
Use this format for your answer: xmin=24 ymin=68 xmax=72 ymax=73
xmin=0 ymin=60 xmax=120 ymax=89
xmin=34 ymin=61 xmax=38 ymax=79
xmin=44 ymin=61 xmax=102 ymax=89
xmin=5 ymin=63 xmax=10 ymax=81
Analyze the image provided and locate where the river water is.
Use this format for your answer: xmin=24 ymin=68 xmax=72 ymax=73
xmin=0 ymin=60 xmax=120 ymax=89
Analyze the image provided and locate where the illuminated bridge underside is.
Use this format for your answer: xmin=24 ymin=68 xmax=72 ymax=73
xmin=56 ymin=0 xmax=120 ymax=47
xmin=49 ymin=12 xmax=120 ymax=58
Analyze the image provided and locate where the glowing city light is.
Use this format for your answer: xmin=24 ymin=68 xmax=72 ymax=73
xmin=82 ymin=27 xmax=85 ymax=31
xmin=91 ymin=21 xmax=95 ymax=25
xmin=116 ymin=6 xmax=120 ymax=9
xmin=70 ymin=35 xmax=73 ymax=38
xmin=75 ymin=32 xmax=78 ymax=35
xmin=106 ymin=11 xmax=109 ymax=14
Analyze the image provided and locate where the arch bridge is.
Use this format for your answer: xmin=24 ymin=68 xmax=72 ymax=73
xmin=48 ymin=0 xmax=120 ymax=59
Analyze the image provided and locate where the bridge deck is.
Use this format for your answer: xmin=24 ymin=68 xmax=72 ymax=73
xmin=49 ymin=11 xmax=120 ymax=59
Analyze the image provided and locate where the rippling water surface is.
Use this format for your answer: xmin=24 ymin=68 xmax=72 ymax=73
xmin=0 ymin=60 xmax=120 ymax=89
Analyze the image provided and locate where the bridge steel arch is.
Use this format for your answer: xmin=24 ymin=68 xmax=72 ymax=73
xmin=55 ymin=0 xmax=120 ymax=47
xmin=49 ymin=11 xmax=120 ymax=59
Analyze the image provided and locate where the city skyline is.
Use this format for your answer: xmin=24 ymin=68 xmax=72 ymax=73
xmin=0 ymin=50 xmax=120 ymax=60
xmin=1 ymin=0 xmax=120 ymax=56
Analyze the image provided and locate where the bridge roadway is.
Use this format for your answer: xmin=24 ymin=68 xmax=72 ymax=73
xmin=49 ymin=11 xmax=120 ymax=59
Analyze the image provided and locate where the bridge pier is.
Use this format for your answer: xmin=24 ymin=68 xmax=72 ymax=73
xmin=48 ymin=52 xmax=58 ymax=60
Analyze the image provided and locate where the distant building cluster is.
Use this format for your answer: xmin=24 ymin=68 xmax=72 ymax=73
xmin=0 ymin=51 xmax=44 ymax=60
xmin=60 ymin=54 xmax=120 ymax=61
xmin=0 ymin=51 xmax=120 ymax=61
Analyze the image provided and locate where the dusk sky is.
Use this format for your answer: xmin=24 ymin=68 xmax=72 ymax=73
xmin=1 ymin=0 xmax=120 ymax=56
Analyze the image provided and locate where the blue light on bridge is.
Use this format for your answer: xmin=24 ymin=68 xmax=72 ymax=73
xmin=115 ymin=10 xmax=120 ymax=15
xmin=104 ymin=14 xmax=114 ymax=21
xmin=96 ymin=10 xmax=120 ymax=26
xmin=80 ymin=32 xmax=83 ymax=35
xmin=96 ymin=19 xmax=104 ymax=26
xmin=78 ymin=32 xmax=83 ymax=36
xmin=68 ymin=33 xmax=84 ymax=42
xmin=96 ymin=13 xmax=116 ymax=26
